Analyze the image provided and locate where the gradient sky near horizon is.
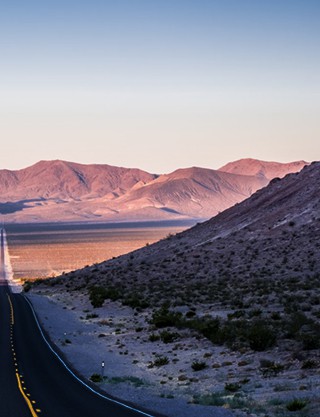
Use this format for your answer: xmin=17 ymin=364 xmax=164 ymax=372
xmin=0 ymin=0 xmax=319 ymax=173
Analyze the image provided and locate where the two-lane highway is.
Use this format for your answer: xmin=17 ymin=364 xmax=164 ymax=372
xmin=0 ymin=228 xmax=163 ymax=417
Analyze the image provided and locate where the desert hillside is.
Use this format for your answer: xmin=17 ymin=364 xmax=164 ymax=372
xmin=52 ymin=161 xmax=320 ymax=303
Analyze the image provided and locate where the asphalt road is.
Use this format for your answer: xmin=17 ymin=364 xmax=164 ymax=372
xmin=0 ymin=228 xmax=163 ymax=417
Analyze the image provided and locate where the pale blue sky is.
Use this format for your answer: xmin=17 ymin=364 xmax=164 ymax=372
xmin=0 ymin=0 xmax=319 ymax=172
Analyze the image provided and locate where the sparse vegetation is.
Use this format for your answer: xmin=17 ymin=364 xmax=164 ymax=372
xmin=89 ymin=373 xmax=103 ymax=383
xmin=149 ymin=355 xmax=169 ymax=367
xmin=286 ymin=398 xmax=308 ymax=411
xmin=224 ymin=382 xmax=241 ymax=392
xmin=191 ymin=361 xmax=207 ymax=371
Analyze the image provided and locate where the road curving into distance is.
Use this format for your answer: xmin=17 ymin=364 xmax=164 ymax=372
xmin=0 ymin=228 xmax=164 ymax=417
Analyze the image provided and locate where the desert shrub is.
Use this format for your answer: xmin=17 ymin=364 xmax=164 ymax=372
xmin=248 ymin=308 xmax=262 ymax=318
xmin=271 ymin=312 xmax=281 ymax=320
xmin=193 ymin=392 xmax=249 ymax=409
xmin=260 ymin=359 xmax=284 ymax=377
xmin=149 ymin=356 xmax=169 ymax=367
xmin=228 ymin=310 xmax=245 ymax=320
xmin=185 ymin=310 xmax=196 ymax=318
xmin=193 ymin=392 xmax=225 ymax=406
xmin=106 ymin=376 xmax=145 ymax=387
xmin=247 ymin=321 xmax=276 ymax=351
xmin=149 ymin=333 xmax=160 ymax=342
xmin=104 ymin=286 xmax=121 ymax=301
xmin=191 ymin=361 xmax=207 ymax=371
xmin=301 ymin=359 xmax=317 ymax=369
xmin=300 ymin=332 xmax=320 ymax=350
xmin=89 ymin=285 xmax=121 ymax=307
xmin=86 ymin=313 xmax=99 ymax=319
xmin=225 ymin=382 xmax=241 ymax=392
xmin=186 ymin=317 xmax=221 ymax=342
xmin=23 ymin=281 xmax=32 ymax=292
xmin=150 ymin=305 xmax=182 ymax=328
xmin=285 ymin=312 xmax=311 ymax=338
xmin=89 ymin=286 xmax=107 ymax=307
xmin=90 ymin=373 xmax=103 ymax=383
xmin=159 ymin=330 xmax=180 ymax=343
xmin=286 ymin=398 xmax=307 ymax=411
xmin=123 ymin=294 xmax=150 ymax=310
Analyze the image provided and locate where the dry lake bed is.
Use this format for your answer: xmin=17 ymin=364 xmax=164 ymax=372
xmin=5 ymin=221 xmax=193 ymax=281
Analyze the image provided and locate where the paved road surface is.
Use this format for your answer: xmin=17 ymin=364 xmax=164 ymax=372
xmin=0 ymin=228 xmax=163 ymax=417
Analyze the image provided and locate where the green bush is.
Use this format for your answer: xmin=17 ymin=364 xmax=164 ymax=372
xmin=150 ymin=305 xmax=182 ymax=328
xmin=286 ymin=398 xmax=307 ymax=411
xmin=149 ymin=333 xmax=160 ymax=342
xmin=301 ymin=359 xmax=317 ymax=369
xmin=150 ymin=356 xmax=169 ymax=367
xmin=90 ymin=373 xmax=103 ymax=383
xmin=300 ymin=332 xmax=320 ymax=350
xmin=247 ymin=321 xmax=276 ymax=351
xmin=86 ymin=313 xmax=99 ymax=319
xmin=228 ymin=310 xmax=245 ymax=320
xmin=260 ymin=359 xmax=284 ymax=376
xmin=89 ymin=286 xmax=108 ymax=308
xmin=186 ymin=317 xmax=221 ymax=343
xmin=191 ymin=361 xmax=207 ymax=371
xmin=159 ymin=330 xmax=180 ymax=343
xmin=286 ymin=312 xmax=311 ymax=338
xmin=89 ymin=285 xmax=121 ymax=307
xmin=123 ymin=294 xmax=150 ymax=310
xmin=185 ymin=310 xmax=196 ymax=318
xmin=225 ymin=382 xmax=241 ymax=392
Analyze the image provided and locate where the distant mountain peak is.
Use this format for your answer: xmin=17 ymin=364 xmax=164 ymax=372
xmin=218 ymin=158 xmax=308 ymax=180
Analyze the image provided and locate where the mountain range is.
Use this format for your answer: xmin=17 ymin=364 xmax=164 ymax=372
xmin=0 ymin=158 xmax=308 ymax=223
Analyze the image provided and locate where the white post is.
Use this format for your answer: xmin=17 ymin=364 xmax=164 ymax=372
xmin=101 ymin=361 xmax=105 ymax=379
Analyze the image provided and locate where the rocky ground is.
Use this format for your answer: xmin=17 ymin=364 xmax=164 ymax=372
xmin=28 ymin=287 xmax=320 ymax=417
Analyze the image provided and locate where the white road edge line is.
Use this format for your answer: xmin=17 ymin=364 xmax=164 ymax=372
xmin=24 ymin=296 xmax=156 ymax=417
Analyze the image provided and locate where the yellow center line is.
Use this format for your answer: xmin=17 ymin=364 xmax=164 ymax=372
xmin=15 ymin=372 xmax=39 ymax=417
xmin=7 ymin=294 xmax=14 ymax=325
xmin=8 ymin=294 xmax=40 ymax=416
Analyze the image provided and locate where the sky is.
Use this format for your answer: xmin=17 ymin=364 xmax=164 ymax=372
xmin=0 ymin=0 xmax=319 ymax=173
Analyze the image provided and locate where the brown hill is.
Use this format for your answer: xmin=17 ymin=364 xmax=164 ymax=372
xmin=0 ymin=160 xmax=156 ymax=201
xmin=116 ymin=167 xmax=269 ymax=218
xmin=218 ymin=158 xmax=308 ymax=180
xmin=0 ymin=159 xmax=308 ymax=222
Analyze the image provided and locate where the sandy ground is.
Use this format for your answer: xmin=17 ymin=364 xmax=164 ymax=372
xmin=27 ymin=292 xmax=237 ymax=417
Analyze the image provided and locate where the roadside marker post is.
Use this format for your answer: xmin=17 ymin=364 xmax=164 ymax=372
xmin=101 ymin=361 xmax=105 ymax=379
